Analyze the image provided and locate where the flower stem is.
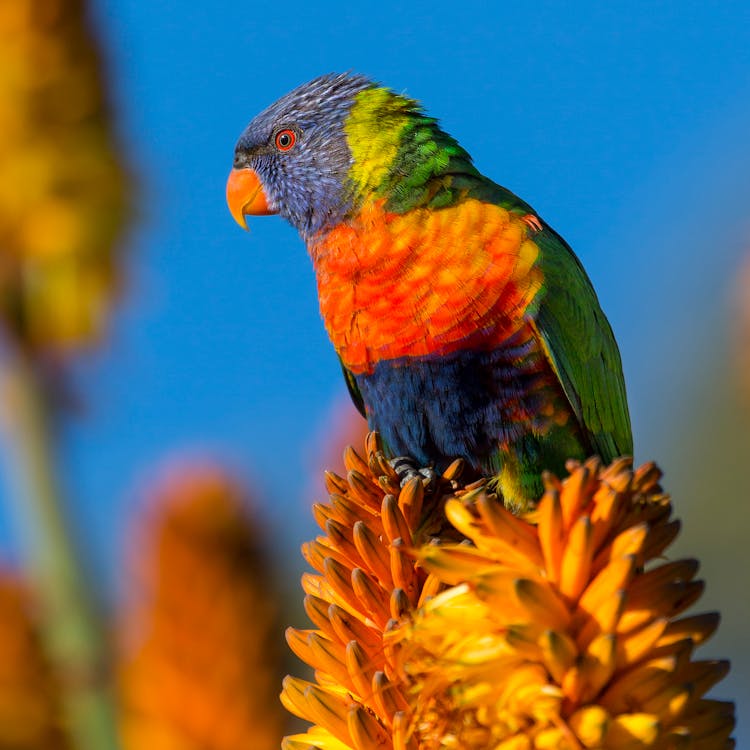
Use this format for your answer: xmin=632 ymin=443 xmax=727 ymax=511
xmin=0 ymin=348 xmax=119 ymax=750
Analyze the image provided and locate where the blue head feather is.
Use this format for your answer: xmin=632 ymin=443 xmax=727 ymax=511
xmin=233 ymin=73 xmax=373 ymax=239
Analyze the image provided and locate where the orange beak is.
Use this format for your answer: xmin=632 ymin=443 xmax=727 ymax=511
xmin=226 ymin=167 xmax=277 ymax=229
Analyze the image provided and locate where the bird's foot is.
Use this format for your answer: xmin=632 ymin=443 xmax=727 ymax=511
xmin=389 ymin=456 xmax=438 ymax=492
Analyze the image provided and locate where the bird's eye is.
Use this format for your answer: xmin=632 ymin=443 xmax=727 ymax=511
xmin=275 ymin=129 xmax=296 ymax=152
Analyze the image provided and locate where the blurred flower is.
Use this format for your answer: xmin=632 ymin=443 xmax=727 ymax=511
xmin=0 ymin=570 xmax=69 ymax=749
xmin=118 ymin=462 xmax=284 ymax=750
xmin=0 ymin=0 xmax=129 ymax=353
xmin=282 ymin=436 xmax=735 ymax=750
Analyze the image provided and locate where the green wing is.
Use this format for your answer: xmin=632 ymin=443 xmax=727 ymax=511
xmin=340 ymin=356 xmax=367 ymax=419
xmin=532 ymin=226 xmax=633 ymax=462
xmin=464 ymin=175 xmax=632 ymax=461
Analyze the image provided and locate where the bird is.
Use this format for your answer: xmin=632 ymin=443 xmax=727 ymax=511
xmin=226 ymin=73 xmax=632 ymax=510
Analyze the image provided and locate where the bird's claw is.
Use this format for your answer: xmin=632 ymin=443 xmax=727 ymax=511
xmin=389 ymin=456 xmax=438 ymax=492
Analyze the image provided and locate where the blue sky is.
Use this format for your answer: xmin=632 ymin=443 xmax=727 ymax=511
xmin=1 ymin=0 xmax=749 ymax=737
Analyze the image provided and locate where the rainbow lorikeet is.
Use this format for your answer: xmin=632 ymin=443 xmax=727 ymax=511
xmin=227 ymin=73 xmax=632 ymax=509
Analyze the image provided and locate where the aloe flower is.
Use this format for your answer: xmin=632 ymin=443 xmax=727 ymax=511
xmin=282 ymin=435 xmax=735 ymax=750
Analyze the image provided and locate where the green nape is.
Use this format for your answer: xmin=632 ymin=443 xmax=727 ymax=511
xmin=384 ymin=113 xmax=477 ymax=212
xmin=344 ymin=85 xmax=535 ymax=216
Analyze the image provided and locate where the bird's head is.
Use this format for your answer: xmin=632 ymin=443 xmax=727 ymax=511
xmin=226 ymin=73 xmax=374 ymax=240
xmin=227 ymin=73 xmax=476 ymax=240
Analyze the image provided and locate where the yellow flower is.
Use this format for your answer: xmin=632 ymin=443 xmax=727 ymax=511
xmin=118 ymin=463 xmax=284 ymax=750
xmin=282 ymin=436 xmax=735 ymax=750
xmin=0 ymin=0 xmax=129 ymax=352
xmin=0 ymin=570 xmax=69 ymax=749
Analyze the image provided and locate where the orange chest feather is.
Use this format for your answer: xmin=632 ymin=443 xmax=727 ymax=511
xmin=310 ymin=199 xmax=544 ymax=375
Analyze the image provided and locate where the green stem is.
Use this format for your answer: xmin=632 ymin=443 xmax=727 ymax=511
xmin=0 ymin=349 xmax=119 ymax=750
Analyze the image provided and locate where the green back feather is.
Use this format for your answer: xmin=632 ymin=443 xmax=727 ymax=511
xmin=532 ymin=226 xmax=633 ymax=461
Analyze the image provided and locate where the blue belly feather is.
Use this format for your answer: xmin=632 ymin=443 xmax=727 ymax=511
xmin=355 ymin=331 xmax=570 ymax=474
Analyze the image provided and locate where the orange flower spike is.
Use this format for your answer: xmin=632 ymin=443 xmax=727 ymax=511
xmin=279 ymin=676 xmax=310 ymax=720
xmin=578 ymin=633 xmax=617 ymax=702
xmin=593 ymin=522 xmax=648 ymax=573
xmin=314 ymin=502 xmax=337 ymax=531
xmin=415 ymin=538 xmax=500 ymax=585
xmin=396 ymin=477 xmax=424 ymax=530
xmin=309 ymin=632 xmax=353 ymax=687
xmin=384 ymin=589 xmax=413 ymax=631
xmin=326 ymin=471 xmax=351 ymax=495
xmin=304 ymin=595 xmax=340 ymax=638
xmin=283 ymin=732 xmax=345 ymax=750
xmin=445 ymin=495 xmax=539 ymax=574
xmin=327 ymin=519 xmax=366 ymax=568
xmin=513 ymin=578 xmax=572 ymax=632
xmin=686 ymin=659 xmax=732 ymax=698
xmin=392 ymin=711 xmax=413 ymax=750
xmin=303 ymin=685 xmax=354 ymax=747
xmin=335 ymin=492 xmax=378 ymax=526
xmin=286 ymin=627 xmax=316 ymax=665
xmin=348 ymin=470 xmax=385 ymax=509
xmin=476 ymin=493 xmax=543 ymax=565
xmin=688 ymin=700 xmax=736 ymax=743
xmin=381 ymin=495 xmax=413 ymax=545
xmin=606 ymin=714 xmax=660 ymax=748
xmin=539 ymin=629 xmax=577 ymax=685
xmin=575 ymin=589 xmax=626 ymax=650
xmin=321 ymin=536 xmax=360 ymax=569
xmin=640 ymin=682 xmax=691 ymax=721
xmin=344 ymin=445 xmax=371 ymax=476
xmin=659 ymin=612 xmax=720 ymax=649
xmin=577 ymin=554 xmax=637 ymax=619
xmin=627 ymin=558 xmax=700 ymax=604
xmin=602 ymin=655 xmax=682 ymax=714
xmin=352 ymin=568 xmax=391 ymax=627
xmin=328 ymin=604 xmax=381 ymax=654
xmin=642 ymin=518 xmax=682 ymax=560
xmin=558 ymin=514 xmax=593 ymax=602
xmin=352 ymin=521 xmax=393 ymax=587
xmin=323 ymin=558 xmax=366 ymax=616
xmin=536 ymin=488 xmax=565 ymax=584
xmin=367 ymin=447 xmax=393 ymax=482
xmin=347 ymin=705 xmax=391 ymax=750
xmin=301 ymin=540 xmax=325 ymax=571
xmin=631 ymin=461 xmax=663 ymax=492
xmin=568 ymin=705 xmax=610 ymax=748
xmin=372 ymin=671 xmax=410 ymax=718
xmin=345 ymin=641 xmax=376 ymax=701
xmin=599 ymin=456 xmax=632 ymax=491
xmin=389 ymin=541 xmax=419 ymax=605
xmin=618 ymin=578 xmax=705 ymax=634
xmin=588 ymin=482 xmax=622 ymax=552
xmin=559 ymin=463 xmax=592 ymax=530
xmin=417 ymin=572 xmax=445 ymax=607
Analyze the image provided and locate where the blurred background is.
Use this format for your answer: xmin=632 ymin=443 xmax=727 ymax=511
xmin=0 ymin=0 xmax=747 ymax=747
